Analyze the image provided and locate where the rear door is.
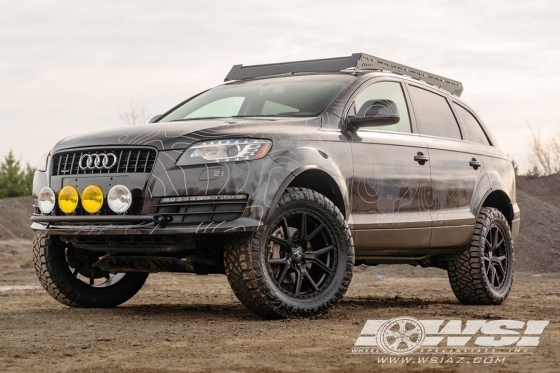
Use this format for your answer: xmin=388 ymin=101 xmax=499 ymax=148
xmin=348 ymin=78 xmax=432 ymax=252
xmin=406 ymin=84 xmax=487 ymax=249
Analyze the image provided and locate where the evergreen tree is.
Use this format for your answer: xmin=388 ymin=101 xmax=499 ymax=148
xmin=0 ymin=151 xmax=36 ymax=198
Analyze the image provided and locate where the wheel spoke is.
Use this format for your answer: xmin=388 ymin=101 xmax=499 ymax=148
xmin=307 ymin=224 xmax=323 ymax=242
xmin=492 ymin=227 xmax=499 ymax=251
xmin=302 ymin=267 xmax=319 ymax=292
xmin=72 ymin=268 xmax=79 ymax=277
xmin=281 ymin=218 xmax=291 ymax=240
xmin=304 ymin=245 xmax=335 ymax=260
xmin=495 ymin=239 xmax=504 ymax=250
xmin=267 ymin=257 xmax=288 ymax=265
xmin=485 ymin=237 xmax=492 ymax=251
xmin=277 ymin=263 xmax=291 ymax=284
xmin=89 ymin=277 xmax=94 ymax=286
xmin=398 ymin=320 xmax=407 ymax=333
xmin=294 ymin=266 xmax=303 ymax=296
xmin=300 ymin=213 xmax=307 ymax=240
xmin=389 ymin=338 xmax=402 ymax=350
xmin=269 ymin=235 xmax=290 ymax=248
xmin=489 ymin=266 xmax=496 ymax=287
xmin=405 ymin=327 xmax=420 ymax=336
xmin=402 ymin=336 xmax=415 ymax=349
xmin=307 ymin=258 xmax=332 ymax=274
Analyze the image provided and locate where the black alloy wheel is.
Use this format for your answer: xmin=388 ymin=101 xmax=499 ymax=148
xmin=265 ymin=210 xmax=337 ymax=299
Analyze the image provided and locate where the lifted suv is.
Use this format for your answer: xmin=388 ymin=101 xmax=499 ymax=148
xmin=32 ymin=54 xmax=520 ymax=318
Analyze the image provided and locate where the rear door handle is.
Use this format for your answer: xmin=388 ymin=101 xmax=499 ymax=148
xmin=414 ymin=152 xmax=429 ymax=165
xmin=469 ymin=158 xmax=481 ymax=170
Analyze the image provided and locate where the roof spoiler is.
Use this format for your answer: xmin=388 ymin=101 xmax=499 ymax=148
xmin=225 ymin=53 xmax=463 ymax=97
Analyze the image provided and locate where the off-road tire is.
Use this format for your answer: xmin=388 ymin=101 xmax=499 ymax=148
xmin=447 ymin=207 xmax=514 ymax=305
xmin=224 ymin=187 xmax=354 ymax=319
xmin=33 ymin=234 xmax=148 ymax=307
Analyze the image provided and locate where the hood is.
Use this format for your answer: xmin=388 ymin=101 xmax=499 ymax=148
xmin=52 ymin=118 xmax=319 ymax=153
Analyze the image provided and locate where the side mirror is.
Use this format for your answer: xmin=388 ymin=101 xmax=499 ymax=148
xmin=149 ymin=115 xmax=163 ymax=123
xmin=348 ymin=99 xmax=400 ymax=129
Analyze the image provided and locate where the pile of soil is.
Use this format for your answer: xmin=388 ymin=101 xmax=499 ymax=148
xmin=0 ymin=174 xmax=558 ymax=272
xmin=0 ymin=197 xmax=33 ymax=240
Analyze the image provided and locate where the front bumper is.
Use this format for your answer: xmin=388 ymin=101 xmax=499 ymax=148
xmin=31 ymin=216 xmax=265 ymax=236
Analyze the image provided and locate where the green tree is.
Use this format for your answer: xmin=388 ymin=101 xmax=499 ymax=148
xmin=0 ymin=151 xmax=35 ymax=198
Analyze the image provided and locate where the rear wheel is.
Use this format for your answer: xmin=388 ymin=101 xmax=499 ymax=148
xmin=33 ymin=234 xmax=148 ymax=307
xmin=447 ymin=207 xmax=514 ymax=305
xmin=224 ymin=187 xmax=354 ymax=319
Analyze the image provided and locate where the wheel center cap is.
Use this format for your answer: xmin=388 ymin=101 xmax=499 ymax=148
xmin=291 ymin=247 xmax=303 ymax=262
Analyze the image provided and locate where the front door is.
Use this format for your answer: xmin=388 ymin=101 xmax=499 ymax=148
xmin=348 ymin=80 xmax=432 ymax=254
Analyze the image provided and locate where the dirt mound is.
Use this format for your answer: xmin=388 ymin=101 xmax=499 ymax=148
xmin=1 ymin=175 xmax=559 ymax=272
xmin=0 ymin=197 xmax=34 ymax=240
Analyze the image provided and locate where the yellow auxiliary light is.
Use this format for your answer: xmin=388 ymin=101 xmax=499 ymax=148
xmin=81 ymin=185 xmax=104 ymax=214
xmin=58 ymin=186 xmax=79 ymax=214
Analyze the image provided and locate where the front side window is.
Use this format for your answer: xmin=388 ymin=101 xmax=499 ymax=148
xmin=453 ymin=103 xmax=490 ymax=145
xmin=408 ymin=85 xmax=462 ymax=140
xmin=352 ymin=81 xmax=412 ymax=133
xmin=159 ymin=74 xmax=354 ymax=122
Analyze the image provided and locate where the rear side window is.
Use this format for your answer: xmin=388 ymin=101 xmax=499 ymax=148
xmin=453 ymin=103 xmax=490 ymax=145
xmin=408 ymin=86 xmax=462 ymax=140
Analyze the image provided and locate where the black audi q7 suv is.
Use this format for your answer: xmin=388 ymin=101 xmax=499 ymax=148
xmin=32 ymin=54 xmax=520 ymax=319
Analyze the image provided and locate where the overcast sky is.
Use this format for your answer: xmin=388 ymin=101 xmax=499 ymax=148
xmin=1 ymin=0 xmax=559 ymax=171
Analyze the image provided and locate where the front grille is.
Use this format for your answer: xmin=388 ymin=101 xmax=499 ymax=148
xmin=51 ymin=148 xmax=157 ymax=176
xmin=152 ymin=200 xmax=246 ymax=224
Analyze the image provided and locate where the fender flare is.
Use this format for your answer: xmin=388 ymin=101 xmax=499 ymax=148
xmin=265 ymin=165 xmax=348 ymax=225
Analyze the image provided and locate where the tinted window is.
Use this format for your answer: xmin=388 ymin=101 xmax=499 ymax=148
xmin=453 ymin=103 xmax=490 ymax=145
xmin=353 ymin=82 xmax=411 ymax=133
xmin=159 ymin=74 xmax=354 ymax=121
xmin=408 ymin=86 xmax=461 ymax=140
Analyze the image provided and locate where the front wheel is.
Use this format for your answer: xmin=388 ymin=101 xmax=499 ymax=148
xmin=447 ymin=207 xmax=514 ymax=305
xmin=33 ymin=234 xmax=148 ymax=307
xmin=224 ymin=187 xmax=354 ymax=319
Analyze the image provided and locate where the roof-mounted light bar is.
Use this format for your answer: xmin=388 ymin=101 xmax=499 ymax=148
xmin=224 ymin=53 xmax=463 ymax=97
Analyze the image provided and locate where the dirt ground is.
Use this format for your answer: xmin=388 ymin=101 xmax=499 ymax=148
xmin=1 ymin=239 xmax=559 ymax=373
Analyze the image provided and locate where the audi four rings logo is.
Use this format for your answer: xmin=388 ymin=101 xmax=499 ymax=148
xmin=79 ymin=153 xmax=118 ymax=170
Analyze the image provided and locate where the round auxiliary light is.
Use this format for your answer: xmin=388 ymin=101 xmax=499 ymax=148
xmin=37 ymin=187 xmax=56 ymax=214
xmin=81 ymin=185 xmax=104 ymax=214
xmin=107 ymin=185 xmax=132 ymax=214
xmin=58 ymin=186 xmax=79 ymax=214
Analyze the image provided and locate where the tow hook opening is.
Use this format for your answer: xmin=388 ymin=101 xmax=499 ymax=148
xmin=153 ymin=214 xmax=173 ymax=226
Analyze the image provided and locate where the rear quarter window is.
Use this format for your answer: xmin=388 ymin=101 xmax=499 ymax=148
xmin=408 ymin=85 xmax=462 ymax=140
xmin=453 ymin=103 xmax=490 ymax=145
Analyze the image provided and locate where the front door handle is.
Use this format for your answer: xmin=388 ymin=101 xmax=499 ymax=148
xmin=414 ymin=152 xmax=429 ymax=165
xmin=469 ymin=158 xmax=481 ymax=170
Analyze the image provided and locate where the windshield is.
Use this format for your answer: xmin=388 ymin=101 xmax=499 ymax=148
xmin=159 ymin=74 xmax=354 ymax=122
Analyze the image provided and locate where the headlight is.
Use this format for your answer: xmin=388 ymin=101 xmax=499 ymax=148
xmin=37 ymin=187 xmax=56 ymax=214
xmin=107 ymin=185 xmax=132 ymax=213
xmin=176 ymin=138 xmax=272 ymax=166
xmin=37 ymin=151 xmax=51 ymax=172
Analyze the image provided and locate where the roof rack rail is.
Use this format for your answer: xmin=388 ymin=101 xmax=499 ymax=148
xmin=225 ymin=53 xmax=463 ymax=96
